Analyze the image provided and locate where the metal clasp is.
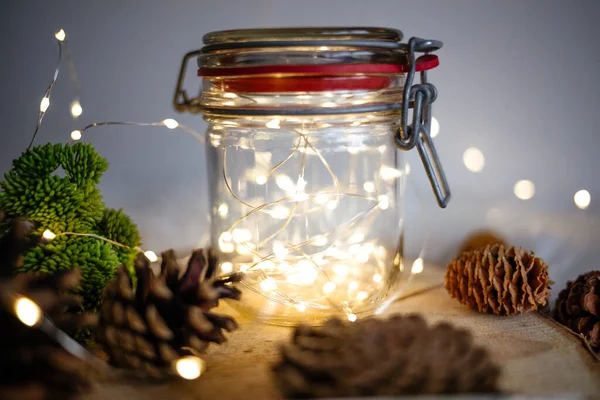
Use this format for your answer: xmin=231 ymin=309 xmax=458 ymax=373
xmin=173 ymin=50 xmax=204 ymax=114
xmin=395 ymin=37 xmax=451 ymax=208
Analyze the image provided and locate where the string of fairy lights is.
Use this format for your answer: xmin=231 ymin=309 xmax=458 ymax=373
xmin=219 ymin=127 xmax=385 ymax=318
xmin=30 ymin=28 xmax=208 ymax=267
xmin=7 ymin=28 xmax=206 ymax=380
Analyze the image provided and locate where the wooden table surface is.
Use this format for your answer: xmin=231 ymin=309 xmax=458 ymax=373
xmin=87 ymin=267 xmax=600 ymax=400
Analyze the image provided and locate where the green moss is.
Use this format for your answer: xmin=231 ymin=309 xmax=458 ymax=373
xmin=0 ymin=143 xmax=140 ymax=313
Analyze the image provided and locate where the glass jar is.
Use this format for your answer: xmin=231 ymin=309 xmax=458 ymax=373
xmin=174 ymin=27 xmax=450 ymax=325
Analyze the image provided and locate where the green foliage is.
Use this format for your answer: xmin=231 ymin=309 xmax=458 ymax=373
xmin=97 ymin=208 xmax=141 ymax=284
xmin=0 ymin=143 xmax=140 ymax=313
xmin=21 ymin=236 xmax=119 ymax=311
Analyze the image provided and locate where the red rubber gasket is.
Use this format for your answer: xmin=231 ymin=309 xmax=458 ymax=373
xmin=199 ymin=55 xmax=438 ymax=92
xmin=198 ymin=54 xmax=439 ymax=77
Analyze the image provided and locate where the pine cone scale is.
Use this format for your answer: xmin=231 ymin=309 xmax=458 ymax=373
xmin=584 ymin=293 xmax=599 ymax=316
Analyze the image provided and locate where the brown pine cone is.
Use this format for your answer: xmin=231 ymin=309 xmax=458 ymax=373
xmin=272 ymin=314 xmax=501 ymax=398
xmin=554 ymin=271 xmax=599 ymax=352
xmin=0 ymin=269 xmax=98 ymax=400
xmin=445 ymin=244 xmax=552 ymax=315
xmin=96 ymin=249 xmax=242 ymax=378
xmin=458 ymin=230 xmax=506 ymax=255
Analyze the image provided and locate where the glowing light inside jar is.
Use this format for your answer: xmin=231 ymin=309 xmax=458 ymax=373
xmin=221 ymin=262 xmax=233 ymax=274
xmin=323 ymin=282 xmax=336 ymax=294
xmin=207 ymin=107 xmax=406 ymax=322
xmin=260 ymin=278 xmax=277 ymax=292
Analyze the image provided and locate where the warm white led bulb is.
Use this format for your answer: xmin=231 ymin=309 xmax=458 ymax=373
xmin=163 ymin=119 xmax=179 ymax=129
xmin=70 ymin=130 xmax=82 ymax=141
xmin=221 ymin=262 xmax=233 ymax=274
xmin=313 ymin=235 xmax=328 ymax=247
xmin=574 ymin=189 xmax=591 ymax=209
xmin=350 ymin=233 xmax=364 ymax=244
xmin=70 ymin=100 xmax=83 ymax=118
xmin=217 ymin=203 xmax=229 ymax=217
xmin=411 ymin=258 xmax=424 ymax=274
xmin=333 ymin=264 xmax=349 ymax=277
xmin=42 ymin=230 xmax=56 ymax=240
xmin=232 ymin=228 xmax=252 ymax=243
xmin=275 ymin=174 xmax=295 ymax=191
xmin=273 ymin=242 xmax=289 ymax=260
xmin=260 ymin=277 xmax=277 ymax=292
xmin=356 ymin=291 xmax=368 ymax=301
xmin=40 ymin=97 xmax=50 ymax=112
xmin=380 ymin=166 xmax=403 ymax=181
xmin=377 ymin=195 xmax=389 ymax=210
xmin=295 ymin=303 xmax=307 ymax=312
xmin=256 ymin=175 xmax=267 ymax=185
xmin=363 ymin=181 xmax=376 ymax=193
xmin=322 ymin=282 xmax=336 ymax=294
xmin=347 ymin=313 xmax=357 ymax=322
xmin=514 ymin=180 xmax=535 ymax=200
xmin=15 ymin=297 xmax=42 ymax=327
xmin=144 ymin=250 xmax=158 ymax=262
xmin=220 ymin=231 xmax=233 ymax=242
xmin=270 ymin=206 xmax=290 ymax=220
xmin=293 ymin=192 xmax=309 ymax=202
xmin=315 ymin=193 xmax=329 ymax=204
xmin=463 ymin=147 xmax=485 ymax=172
xmin=175 ymin=356 xmax=205 ymax=380
xmin=373 ymin=273 xmax=382 ymax=283
xmin=55 ymin=29 xmax=66 ymax=42
xmin=266 ymin=119 xmax=280 ymax=129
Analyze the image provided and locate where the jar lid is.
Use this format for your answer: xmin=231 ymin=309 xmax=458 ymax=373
xmin=197 ymin=27 xmax=439 ymax=89
xmin=202 ymin=27 xmax=404 ymax=48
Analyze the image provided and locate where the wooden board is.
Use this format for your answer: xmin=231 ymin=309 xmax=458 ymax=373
xmin=86 ymin=267 xmax=600 ymax=399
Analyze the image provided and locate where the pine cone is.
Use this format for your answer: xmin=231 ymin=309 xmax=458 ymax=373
xmin=445 ymin=244 xmax=552 ymax=315
xmin=554 ymin=271 xmax=600 ymax=352
xmin=459 ymin=230 xmax=506 ymax=255
xmin=272 ymin=314 xmax=501 ymax=398
xmin=96 ymin=249 xmax=242 ymax=378
xmin=0 ymin=269 xmax=97 ymax=400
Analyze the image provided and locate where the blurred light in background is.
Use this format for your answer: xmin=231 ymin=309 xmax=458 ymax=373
xmin=514 ymin=180 xmax=535 ymax=200
xmin=574 ymin=189 xmax=591 ymax=209
xmin=70 ymin=130 xmax=82 ymax=141
xmin=462 ymin=147 xmax=485 ymax=172
xmin=70 ymin=100 xmax=83 ymax=118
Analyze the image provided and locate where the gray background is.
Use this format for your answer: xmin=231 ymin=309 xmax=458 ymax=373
xmin=1 ymin=0 xmax=599 ymax=297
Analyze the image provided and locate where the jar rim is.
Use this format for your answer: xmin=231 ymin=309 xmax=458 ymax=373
xmin=203 ymin=27 xmax=404 ymax=46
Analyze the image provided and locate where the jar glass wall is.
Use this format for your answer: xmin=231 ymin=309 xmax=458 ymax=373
xmin=206 ymin=109 xmax=407 ymax=325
